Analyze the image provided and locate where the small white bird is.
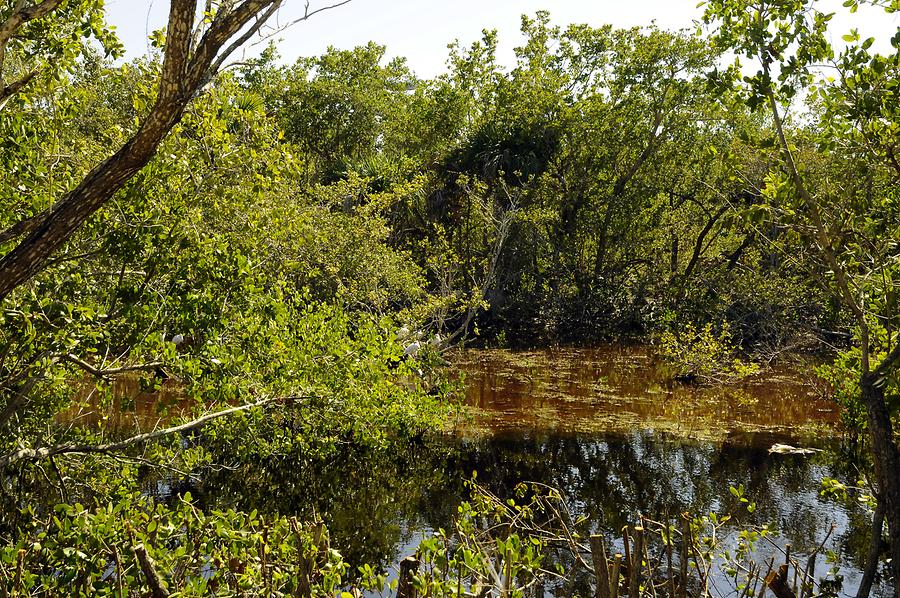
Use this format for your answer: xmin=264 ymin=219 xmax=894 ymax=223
xmin=171 ymin=334 xmax=185 ymax=346
xmin=403 ymin=341 xmax=421 ymax=358
xmin=429 ymin=334 xmax=442 ymax=347
xmin=396 ymin=326 xmax=411 ymax=340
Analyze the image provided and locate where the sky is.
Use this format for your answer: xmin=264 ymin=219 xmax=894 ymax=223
xmin=104 ymin=0 xmax=900 ymax=78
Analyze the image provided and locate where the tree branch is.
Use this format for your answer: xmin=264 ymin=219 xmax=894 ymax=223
xmin=0 ymin=395 xmax=305 ymax=468
xmin=60 ymin=353 xmax=165 ymax=379
xmin=133 ymin=543 xmax=170 ymax=598
xmin=0 ymin=1 xmax=268 ymax=301
xmin=205 ymin=2 xmax=281 ymax=82
xmin=157 ymin=0 xmax=196 ymax=104
xmin=870 ymin=342 xmax=900 ymax=386
xmin=0 ymin=0 xmax=65 ymax=49
xmin=763 ymin=75 xmax=870 ymax=371
xmin=0 ymin=68 xmax=37 ymax=109
xmin=0 ymin=1 xmax=350 ymax=301
xmin=678 ymin=203 xmax=730 ymax=285
xmin=255 ymin=0 xmax=353 ymax=39
xmin=0 ymin=209 xmax=47 ymax=245
xmin=186 ymin=0 xmax=280 ymax=89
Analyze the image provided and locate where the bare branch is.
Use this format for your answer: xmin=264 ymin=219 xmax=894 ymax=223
xmin=0 ymin=395 xmax=307 ymax=468
xmin=186 ymin=0 xmax=280 ymax=88
xmin=264 ymin=0 xmax=352 ymax=35
xmin=60 ymin=353 xmax=165 ymax=379
xmin=200 ymin=0 xmax=356 ymax=82
xmin=206 ymin=2 xmax=281 ymax=80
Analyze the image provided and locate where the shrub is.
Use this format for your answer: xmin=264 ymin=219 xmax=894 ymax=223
xmin=658 ymin=321 xmax=760 ymax=385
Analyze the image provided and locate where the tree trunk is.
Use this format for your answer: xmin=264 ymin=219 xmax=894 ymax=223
xmin=0 ymin=0 xmax=202 ymax=302
xmin=857 ymin=496 xmax=886 ymax=598
xmin=0 ymin=107 xmax=186 ymax=301
xmin=861 ymin=374 xmax=900 ymax=597
xmin=0 ymin=0 xmax=289 ymax=301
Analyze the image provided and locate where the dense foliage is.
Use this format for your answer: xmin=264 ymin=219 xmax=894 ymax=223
xmin=0 ymin=0 xmax=899 ymax=594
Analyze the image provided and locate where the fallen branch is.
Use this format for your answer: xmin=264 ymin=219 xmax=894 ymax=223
xmin=0 ymin=395 xmax=304 ymax=469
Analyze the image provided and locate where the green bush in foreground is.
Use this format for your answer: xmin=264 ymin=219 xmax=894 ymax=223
xmin=1 ymin=480 xmax=848 ymax=598
xmin=1 ymin=492 xmax=348 ymax=596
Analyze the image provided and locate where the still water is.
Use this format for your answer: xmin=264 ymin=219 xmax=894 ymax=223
xmin=188 ymin=346 xmax=891 ymax=597
xmin=454 ymin=345 xmax=838 ymax=440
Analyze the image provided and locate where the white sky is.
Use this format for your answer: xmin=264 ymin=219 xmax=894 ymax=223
xmin=105 ymin=0 xmax=900 ymax=78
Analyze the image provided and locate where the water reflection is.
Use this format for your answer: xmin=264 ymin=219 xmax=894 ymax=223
xmin=189 ymin=430 xmax=890 ymax=596
xmin=445 ymin=433 xmax=883 ymax=596
xmin=57 ymin=376 xmax=189 ymax=430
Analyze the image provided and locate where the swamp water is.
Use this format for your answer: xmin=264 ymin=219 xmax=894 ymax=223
xmin=177 ymin=346 xmax=891 ymax=596
xmin=84 ymin=346 xmax=888 ymax=596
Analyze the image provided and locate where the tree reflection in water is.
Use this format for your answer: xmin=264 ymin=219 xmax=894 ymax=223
xmin=156 ymin=347 xmax=890 ymax=596
xmin=193 ymin=430 xmax=889 ymax=596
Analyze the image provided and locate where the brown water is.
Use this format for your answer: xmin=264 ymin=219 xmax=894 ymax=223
xmin=58 ymin=376 xmax=190 ymax=430
xmin=58 ymin=345 xmax=839 ymax=444
xmin=48 ymin=347 xmax=890 ymax=596
xmin=454 ymin=345 xmax=839 ymax=443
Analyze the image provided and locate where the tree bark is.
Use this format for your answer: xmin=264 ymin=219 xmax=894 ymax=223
xmin=133 ymin=543 xmax=170 ymax=598
xmin=0 ymin=209 xmax=47 ymax=244
xmin=0 ymin=0 xmax=197 ymax=301
xmin=861 ymin=374 xmax=900 ymax=597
